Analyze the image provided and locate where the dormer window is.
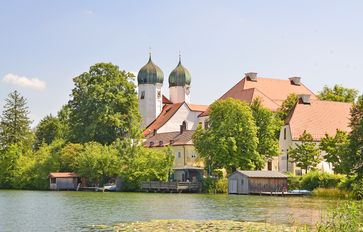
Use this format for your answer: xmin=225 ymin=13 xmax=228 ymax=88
xmin=159 ymin=141 xmax=164 ymax=146
xmin=140 ymin=91 xmax=145 ymax=99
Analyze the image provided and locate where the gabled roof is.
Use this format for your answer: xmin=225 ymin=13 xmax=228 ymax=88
xmin=286 ymin=100 xmax=352 ymax=141
xmin=200 ymin=76 xmax=317 ymax=116
xmin=144 ymin=103 xmax=184 ymax=136
xmin=144 ymin=130 xmax=194 ymax=147
xmin=187 ymin=103 xmax=208 ymax=112
xmin=235 ymin=170 xmax=287 ymax=178
xmin=162 ymin=95 xmax=173 ymax=104
xmin=49 ymin=172 xmax=79 ymax=178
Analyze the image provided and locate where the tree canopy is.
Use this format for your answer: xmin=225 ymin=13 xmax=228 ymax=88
xmin=0 ymin=90 xmax=32 ymax=149
xmin=193 ymin=98 xmax=263 ymax=174
xmin=288 ymin=131 xmax=321 ymax=173
xmin=68 ymin=63 xmax=141 ymax=145
xmin=34 ymin=115 xmax=65 ymax=149
xmin=277 ymin=93 xmax=298 ymax=120
xmin=318 ymin=85 xmax=358 ymax=103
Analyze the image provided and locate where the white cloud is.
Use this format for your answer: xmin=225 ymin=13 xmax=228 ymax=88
xmin=2 ymin=73 xmax=46 ymax=91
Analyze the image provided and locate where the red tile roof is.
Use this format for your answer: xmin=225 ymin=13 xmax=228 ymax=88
xmin=144 ymin=103 xmax=184 ymax=136
xmin=200 ymin=76 xmax=317 ymax=116
xmin=287 ymin=100 xmax=352 ymax=141
xmin=162 ymin=95 xmax=173 ymax=104
xmin=49 ymin=172 xmax=79 ymax=178
xmin=144 ymin=130 xmax=194 ymax=147
xmin=187 ymin=103 xmax=208 ymax=112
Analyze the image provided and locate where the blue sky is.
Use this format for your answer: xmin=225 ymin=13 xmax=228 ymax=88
xmin=1 ymin=1 xmax=363 ymax=126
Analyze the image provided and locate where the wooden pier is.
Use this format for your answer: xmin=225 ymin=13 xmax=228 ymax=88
xmin=141 ymin=181 xmax=201 ymax=193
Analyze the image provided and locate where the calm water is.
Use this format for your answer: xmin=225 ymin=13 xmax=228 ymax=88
xmin=0 ymin=190 xmax=339 ymax=232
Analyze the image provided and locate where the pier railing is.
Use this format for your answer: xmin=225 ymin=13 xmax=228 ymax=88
xmin=141 ymin=181 xmax=201 ymax=193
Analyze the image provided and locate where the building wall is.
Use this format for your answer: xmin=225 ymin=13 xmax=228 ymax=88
xmin=153 ymin=145 xmax=203 ymax=169
xmin=169 ymin=86 xmax=190 ymax=104
xmin=138 ymin=83 xmax=163 ymax=128
xmin=279 ymin=125 xmax=334 ymax=174
xmin=228 ymin=172 xmax=249 ymax=194
xmin=158 ymin=104 xmax=202 ymax=133
xmin=50 ymin=177 xmax=78 ymax=190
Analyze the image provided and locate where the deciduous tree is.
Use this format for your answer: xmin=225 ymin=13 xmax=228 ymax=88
xmin=318 ymin=85 xmax=358 ymax=103
xmin=277 ymin=93 xmax=298 ymax=120
xmin=193 ymin=98 xmax=263 ymax=174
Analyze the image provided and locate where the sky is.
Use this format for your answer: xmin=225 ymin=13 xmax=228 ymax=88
xmin=1 ymin=1 xmax=363 ymax=127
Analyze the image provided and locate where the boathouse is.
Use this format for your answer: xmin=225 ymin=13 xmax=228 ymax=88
xmin=228 ymin=170 xmax=288 ymax=194
xmin=49 ymin=172 xmax=80 ymax=190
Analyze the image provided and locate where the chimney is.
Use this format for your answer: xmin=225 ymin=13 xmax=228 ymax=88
xmin=245 ymin=72 xmax=258 ymax=82
xmin=180 ymin=124 xmax=185 ymax=134
xmin=298 ymin=94 xmax=311 ymax=104
xmin=289 ymin=77 xmax=301 ymax=86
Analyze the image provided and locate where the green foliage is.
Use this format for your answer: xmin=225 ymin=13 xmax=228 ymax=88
xmin=251 ymin=98 xmax=281 ymax=160
xmin=74 ymin=142 xmax=122 ymax=186
xmin=320 ymin=130 xmax=350 ymax=174
xmin=59 ymin=143 xmax=84 ymax=171
xmin=0 ymin=90 xmax=33 ymax=149
xmin=0 ymin=144 xmax=22 ymax=188
xmin=316 ymin=201 xmax=363 ymax=232
xmin=202 ymin=177 xmax=228 ymax=194
xmin=119 ymin=145 xmax=174 ymax=191
xmin=34 ymin=115 xmax=66 ymax=149
xmin=277 ymin=93 xmax=298 ymax=120
xmin=351 ymin=178 xmax=363 ymax=200
xmin=193 ymin=98 xmax=263 ymax=174
xmin=287 ymin=173 xmax=302 ymax=190
xmin=312 ymin=188 xmax=350 ymax=199
xmin=318 ymin=84 xmax=358 ymax=103
xmin=68 ymin=63 xmax=141 ymax=145
xmin=288 ymin=131 xmax=322 ymax=173
xmin=300 ymin=171 xmax=345 ymax=191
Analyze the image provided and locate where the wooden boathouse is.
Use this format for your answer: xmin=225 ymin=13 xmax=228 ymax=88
xmin=49 ymin=172 xmax=80 ymax=190
xmin=228 ymin=170 xmax=288 ymax=195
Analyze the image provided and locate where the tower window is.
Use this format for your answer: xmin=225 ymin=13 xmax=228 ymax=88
xmin=140 ymin=91 xmax=145 ymax=99
xmin=157 ymin=91 xmax=161 ymax=98
xmin=284 ymin=128 xmax=287 ymax=140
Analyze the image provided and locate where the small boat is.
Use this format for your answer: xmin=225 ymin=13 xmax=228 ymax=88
xmin=103 ymin=184 xmax=117 ymax=192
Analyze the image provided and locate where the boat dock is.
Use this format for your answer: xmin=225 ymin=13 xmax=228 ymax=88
xmin=141 ymin=181 xmax=201 ymax=193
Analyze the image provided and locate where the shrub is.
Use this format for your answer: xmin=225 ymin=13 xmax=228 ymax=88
xmin=351 ymin=178 xmax=363 ymax=200
xmin=287 ymin=173 xmax=302 ymax=190
xmin=202 ymin=177 xmax=228 ymax=194
xmin=300 ymin=171 xmax=345 ymax=191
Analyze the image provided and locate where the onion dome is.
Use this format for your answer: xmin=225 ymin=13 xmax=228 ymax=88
xmin=137 ymin=55 xmax=164 ymax=85
xmin=168 ymin=57 xmax=191 ymax=87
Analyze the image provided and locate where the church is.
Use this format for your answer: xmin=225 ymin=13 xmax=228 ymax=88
xmin=136 ymin=55 xmax=352 ymax=178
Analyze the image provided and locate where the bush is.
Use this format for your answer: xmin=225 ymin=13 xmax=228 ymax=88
xmin=202 ymin=177 xmax=228 ymax=194
xmin=300 ymin=171 xmax=345 ymax=191
xmin=287 ymin=173 xmax=302 ymax=190
xmin=351 ymin=178 xmax=363 ymax=200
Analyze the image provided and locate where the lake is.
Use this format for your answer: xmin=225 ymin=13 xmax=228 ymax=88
xmin=0 ymin=190 xmax=339 ymax=231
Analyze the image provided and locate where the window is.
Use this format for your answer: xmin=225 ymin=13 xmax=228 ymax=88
xmin=191 ymin=153 xmax=196 ymax=158
xmin=51 ymin=178 xmax=56 ymax=184
xmin=177 ymin=152 xmax=181 ymax=158
xmin=268 ymin=161 xmax=272 ymax=171
xmin=283 ymin=128 xmax=287 ymax=140
xmin=157 ymin=91 xmax=161 ymax=98
xmin=241 ymin=179 xmax=244 ymax=185
xmin=140 ymin=91 xmax=145 ymax=99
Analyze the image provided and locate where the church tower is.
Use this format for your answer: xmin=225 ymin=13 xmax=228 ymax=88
xmin=168 ymin=56 xmax=191 ymax=103
xmin=137 ymin=54 xmax=164 ymax=128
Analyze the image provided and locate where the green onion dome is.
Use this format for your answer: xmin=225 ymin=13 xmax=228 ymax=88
xmin=168 ymin=58 xmax=191 ymax=87
xmin=137 ymin=55 xmax=164 ymax=85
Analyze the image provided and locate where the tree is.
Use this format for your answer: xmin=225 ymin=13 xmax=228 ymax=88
xmin=0 ymin=144 xmax=23 ymax=188
xmin=251 ymin=98 xmax=281 ymax=160
xmin=34 ymin=115 xmax=65 ymax=149
xmin=288 ymin=131 xmax=322 ymax=173
xmin=59 ymin=143 xmax=84 ymax=171
xmin=75 ymin=142 xmax=122 ymax=186
xmin=68 ymin=63 xmax=141 ymax=145
xmin=318 ymin=85 xmax=358 ymax=103
xmin=0 ymin=90 xmax=32 ymax=149
xmin=320 ymin=130 xmax=350 ymax=174
xmin=277 ymin=93 xmax=298 ymax=120
xmin=350 ymin=95 xmax=363 ymax=130
xmin=193 ymin=98 xmax=263 ymax=174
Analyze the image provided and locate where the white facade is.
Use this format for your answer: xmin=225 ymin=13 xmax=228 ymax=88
xmin=157 ymin=103 xmax=202 ymax=133
xmin=278 ymin=125 xmax=334 ymax=174
xmin=138 ymin=83 xmax=163 ymax=128
xmin=169 ymin=85 xmax=191 ymax=104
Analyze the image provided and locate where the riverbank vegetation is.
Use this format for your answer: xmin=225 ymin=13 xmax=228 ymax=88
xmin=0 ymin=63 xmax=174 ymax=191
